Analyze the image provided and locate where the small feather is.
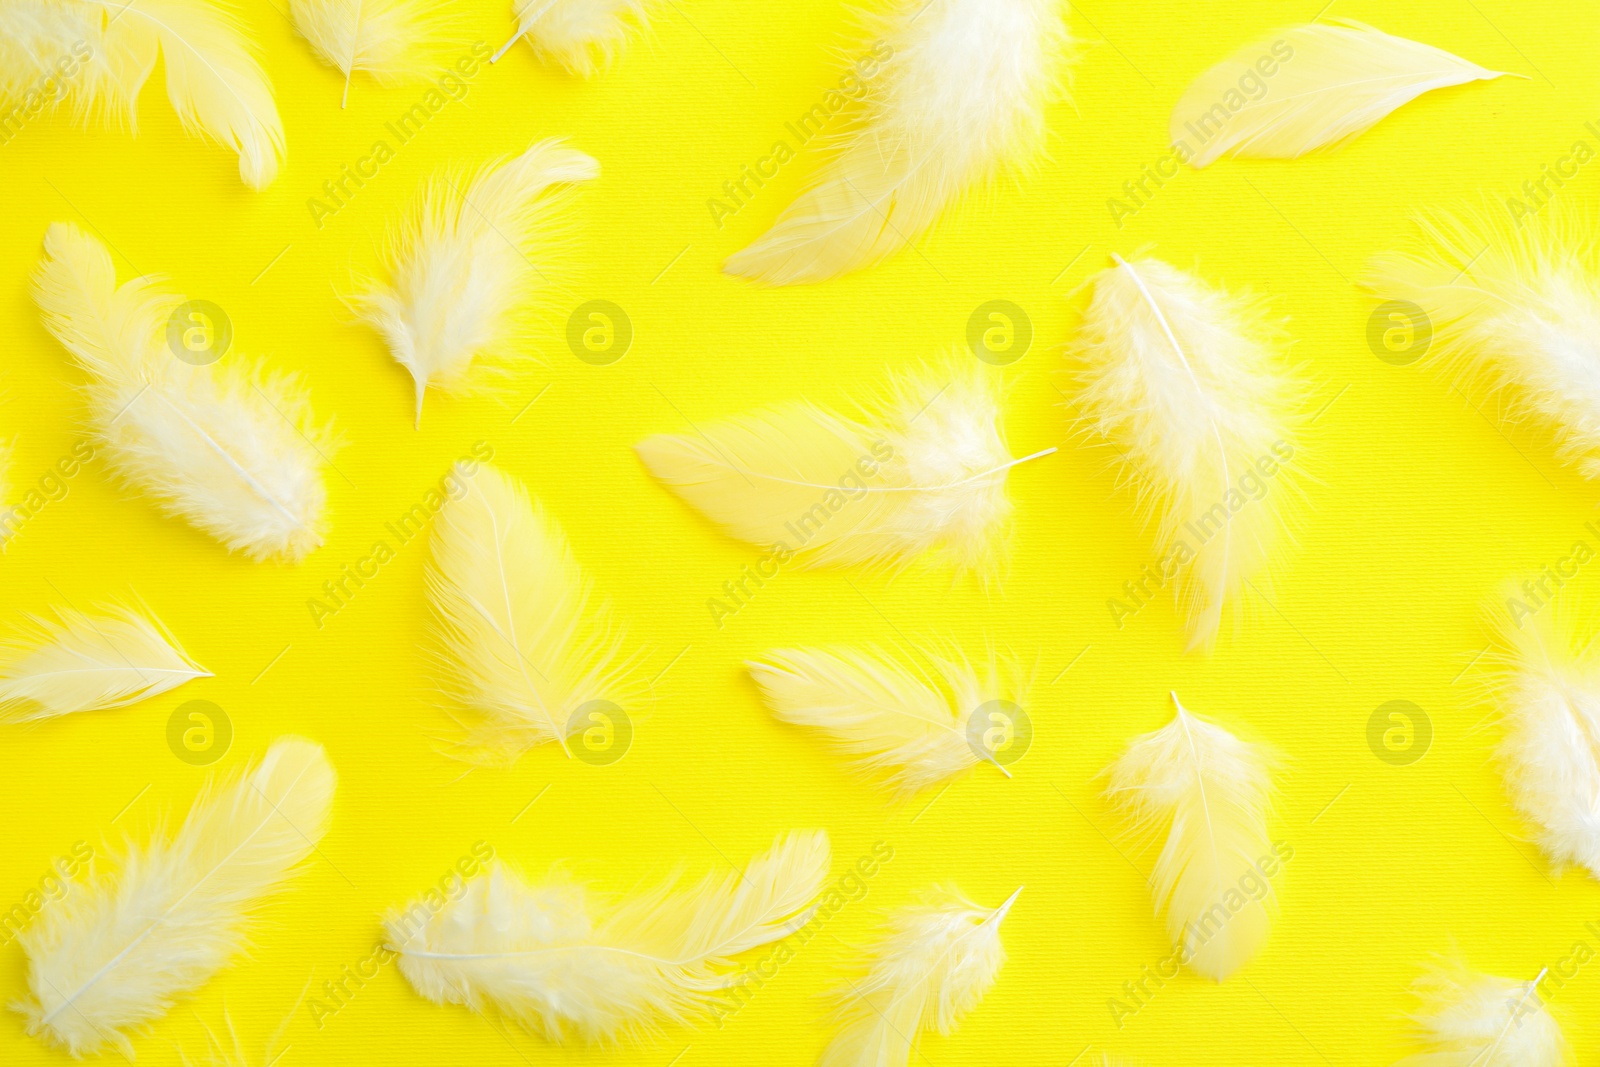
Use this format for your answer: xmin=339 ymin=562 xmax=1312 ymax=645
xmin=0 ymin=605 xmax=209 ymax=723
xmin=287 ymin=0 xmax=448 ymax=106
xmin=496 ymin=0 xmax=652 ymax=75
xmin=1173 ymin=20 xmax=1511 ymax=169
xmin=1395 ymin=961 xmax=1566 ymax=1066
xmin=387 ymin=829 xmax=830 ymax=1045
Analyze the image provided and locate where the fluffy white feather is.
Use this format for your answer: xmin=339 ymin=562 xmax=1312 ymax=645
xmin=0 ymin=0 xmax=285 ymax=187
xmin=33 ymin=222 xmax=332 ymax=561
xmin=1105 ymin=693 xmax=1276 ymax=982
xmin=15 ymin=737 xmax=336 ymax=1057
xmin=352 ymin=139 xmax=598 ymax=426
xmin=1368 ymin=204 xmax=1600 ymax=478
xmin=428 ymin=462 xmax=637 ymax=765
xmin=820 ymin=886 xmax=1018 ymax=1067
xmin=0 ymin=605 xmax=209 ymax=722
xmin=387 ymin=829 xmax=830 ymax=1044
xmin=724 ymin=0 xmax=1071 ymax=285
xmin=1071 ymin=255 xmax=1300 ymax=651
xmin=747 ymin=645 xmax=1024 ymax=796
xmin=494 ymin=0 xmax=652 ymax=75
xmin=1396 ymin=962 xmax=1565 ymax=1066
xmin=636 ymin=359 xmax=1052 ymax=576
xmin=1173 ymin=20 xmax=1511 ymax=169
xmin=287 ymin=0 xmax=446 ymax=106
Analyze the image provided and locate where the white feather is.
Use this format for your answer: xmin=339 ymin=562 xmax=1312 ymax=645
xmin=286 ymin=0 xmax=446 ymax=106
xmin=1396 ymin=962 xmax=1566 ymax=1066
xmin=1070 ymin=255 xmax=1301 ymax=651
xmin=387 ymin=829 xmax=830 ymax=1045
xmin=1368 ymin=204 xmax=1600 ymax=479
xmin=0 ymin=605 xmax=209 ymax=722
xmin=33 ymin=222 xmax=333 ymax=561
xmin=1105 ymin=693 xmax=1276 ymax=982
xmin=1173 ymin=20 xmax=1511 ymax=169
xmin=428 ymin=462 xmax=637 ymax=765
xmin=0 ymin=0 xmax=285 ymax=187
xmin=15 ymin=737 xmax=336 ymax=1057
xmin=724 ymin=0 xmax=1071 ymax=285
xmin=495 ymin=0 xmax=652 ymax=75
xmin=820 ymin=886 xmax=1018 ymax=1067
xmin=352 ymin=139 xmax=598 ymax=426
xmin=747 ymin=645 xmax=1024 ymax=796
xmin=636 ymin=359 xmax=1052 ymax=577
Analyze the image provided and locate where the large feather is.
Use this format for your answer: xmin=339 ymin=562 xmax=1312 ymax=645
xmin=15 ymin=737 xmax=337 ymax=1057
xmin=387 ymin=829 xmax=830 ymax=1044
xmin=428 ymin=462 xmax=637 ymax=765
xmin=636 ymin=359 xmax=1053 ymax=576
xmin=1395 ymin=962 xmax=1565 ymax=1066
xmin=33 ymin=222 xmax=332 ymax=561
xmin=0 ymin=605 xmax=209 ymax=723
xmin=1070 ymin=255 xmax=1300 ymax=651
xmin=724 ymin=0 xmax=1071 ymax=285
xmin=0 ymin=0 xmax=285 ymax=187
xmin=1173 ymin=20 xmax=1511 ymax=169
xmin=287 ymin=0 xmax=446 ymax=106
xmin=820 ymin=886 xmax=1018 ymax=1067
xmin=352 ymin=139 xmax=598 ymax=426
xmin=747 ymin=645 xmax=1024 ymax=796
xmin=1368 ymin=204 xmax=1600 ymax=479
xmin=493 ymin=0 xmax=652 ymax=75
xmin=1105 ymin=693 xmax=1276 ymax=982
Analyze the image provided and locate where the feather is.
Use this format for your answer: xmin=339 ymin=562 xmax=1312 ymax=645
xmin=1395 ymin=962 xmax=1565 ymax=1066
xmin=1367 ymin=204 xmax=1600 ymax=479
xmin=492 ymin=0 xmax=652 ymax=75
xmin=1105 ymin=693 xmax=1276 ymax=982
xmin=286 ymin=0 xmax=446 ymax=107
xmin=724 ymin=0 xmax=1071 ymax=285
xmin=747 ymin=645 xmax=1024 ymax=796
xmin=428 ymin=462 xmax=638 ymax=765
xmin=0 ymin=605 xmax=209 ymax=723
xmin=1069 ymin=255 xmax=1300 ymax=651
xmin=386 ymin=829 xmax=830 ymax=1044
xmin=1173 ymin=20 xmax=1512 ymax=169
xmin=32 ymin=222 xmax=332 ymax=562
xmin=0 ymin=0 xmax=285 ymax=187
xmin=351 ymin=139 xmax=598 ymax=426
xmin=14 ymin=737 xmax=337 ymax=1057
xmin=820 ymin=886 xmax=1018 ymax=1067
xmin=636 ymin=359 xmax=1053 ymax=576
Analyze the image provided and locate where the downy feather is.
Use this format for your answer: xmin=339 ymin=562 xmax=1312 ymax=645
xmin=287 ymin=0 xmax=447 ymax=106
xmin=1105 ymin=693 xmax=1276 ymax=981
xmin=352 ymin=139 xmax=598 ymax=426
xmin=820 ymin=886 xmax=1018 ymax=1067
xmin=1070 ymin=255 xmax=1300 ymax=651
xmin=747 ymin=645 xmax=1025 ymax=796
xmin=0 ymin=605 xmax=209 ymax=723
xmin=724 ymin=0 xmax=1071 ymax=285
xmin=1396 ymin=962 xmax=1566 ymax=1066
xmin=0 ymin=0 xmax=285 ymax=187
xmin=1173 ymin=20 xmax=1511 ymax=169
xmin=33 ymin=222 xmax=332 ymax=561
xmin=387 ymin=829 xmax=830 ymax=1044
xmin=428 ymin=462 xmax=638 ymax=765
xmin=495 ymin=0 xmax=652 ymax=75
xmin=14 ymin=737 xmax=337 ymax=1057
xmin=1367 ymin=204 xmax=1600 ymax=478
xmin=636 ymin=359 xmax=1053 ymax=576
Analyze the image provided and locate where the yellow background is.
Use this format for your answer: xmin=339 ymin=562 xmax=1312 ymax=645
xmin=1 ymin=0 xmax=1596 ymax=1063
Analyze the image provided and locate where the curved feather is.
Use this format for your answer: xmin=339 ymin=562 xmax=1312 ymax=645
xmin=387 ymin=829 xmax=830 ymax=1044
xmin=497 ymin=0 xmax=652 ymax=75
xmin=1105 ymin=694 xmax=1276 ymax=982
xmin=1174 ymin=20 xmax=1511 ymax=169
xmin=821 ymin=886 xmax=1018 ymax=1067
xmin=287 ymin=0 xmax=446 ymax=105
xmin=636 ymin=359 xmax=1052 ymax=576
xmin=33 ymin=222 xmax=332 ymax=561
xmin=15 ymin=738 xmax=337 ymax=1057
xmin=428 ymin=462 xmax=637 ymax=765
xmin=1396 ymin=962 xmax=1566 ymax=1066
xmin=724 ymin=0 xmax=1071 ymax=285
xmin=1070 ymin=255 xmax=1301 ymax=651
xmin=352 ymin=139 xmax=598 ymax=425
xmin=0 ymin=605 xmax=209 ymax=722
xmin=747 ymin=645 xmax=1023 ymax=796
